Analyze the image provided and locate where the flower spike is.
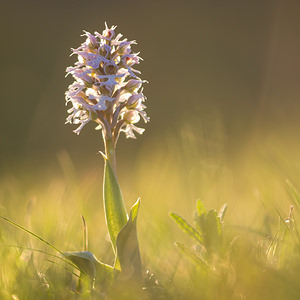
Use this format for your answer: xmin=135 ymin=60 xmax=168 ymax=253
xmin=65 ymin=23 xmax=148 ymax=143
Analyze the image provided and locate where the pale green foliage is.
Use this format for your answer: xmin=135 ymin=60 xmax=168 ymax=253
xmin=171 ymin=199 xmax=226 ymax=267
xmin=115 ymin=199 xmax=142 ymax=279
xmin=170 ymin=196 xmax=300 ymax=300
xmin=169 ymin=212 xmax=203 ymax=244
xmin=63 ymin=251 xmax=115 ymax=284
xmin=62 ymin=199 xmax=143 ymax=295
xmin=103 ymin=159 xmax=128 ymax=251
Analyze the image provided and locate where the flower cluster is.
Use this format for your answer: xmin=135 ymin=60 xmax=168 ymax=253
xmin=65 ymin=23 xmax=149 ymax=143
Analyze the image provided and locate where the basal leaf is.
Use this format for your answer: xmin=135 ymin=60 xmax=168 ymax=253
xmin=103 ymin=159 xmax=128 ymax=251
xmin=63 ymin=251 xmax=115 ymax=286
xmin=114 ymin=199 xmax=142 ymax=281
xmin=170 ymin=212 xmax=203 ymax=244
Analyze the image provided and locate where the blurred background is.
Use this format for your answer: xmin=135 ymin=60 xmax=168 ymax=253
xmin=1 ymin=0 xmax=300 ymax=265
xmin=0 ymin=0 xmax=299 ymax=168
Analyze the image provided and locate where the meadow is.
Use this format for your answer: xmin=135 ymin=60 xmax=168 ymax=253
xmin=1 ymin=1 xmax=300 ymax=299
xmin=1 ymin=122 xmax=300 ymax=299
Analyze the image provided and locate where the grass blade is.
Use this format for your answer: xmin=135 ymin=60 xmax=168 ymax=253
xmin=0 ymin=216 xmax=64 ymax=256
xmin=286 ymin=179 xmax=300 ymax=208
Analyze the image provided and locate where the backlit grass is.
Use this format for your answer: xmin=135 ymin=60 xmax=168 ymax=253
xmin=1 ymin=124 xmax=300 ymax=299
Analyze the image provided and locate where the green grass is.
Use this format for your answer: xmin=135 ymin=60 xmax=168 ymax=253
xmin=1 ymin=127 xmax=300 ymax=299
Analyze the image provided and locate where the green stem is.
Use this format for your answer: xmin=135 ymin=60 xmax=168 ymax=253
xmin=104 ymin=136 xmax=117 ymax=174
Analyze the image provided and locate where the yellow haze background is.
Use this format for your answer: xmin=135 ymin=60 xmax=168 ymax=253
xmin=1 ymin=0 xmax=300 ymax=273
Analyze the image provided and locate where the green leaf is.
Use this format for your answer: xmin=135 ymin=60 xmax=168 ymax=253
xmin=196 ymin=199 xmax=206 ymax=216
xmin=170 ymin=212 xmax=203 ymax=244
xmin=114 ymin=199 xmax=142 ymax=281
xmin=205 ymin=210 xmax=222 ymax=253
xmin=63 ymin=251 xmax=115 ymax=285
xmin=103 ymin=159 xmax=128 ymax=251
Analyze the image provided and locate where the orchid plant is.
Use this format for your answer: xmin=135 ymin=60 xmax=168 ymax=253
xmin=0 ymin=23 xmax=151 ymax=297
xmin=63 ymin=23 xmax=149 ymax=292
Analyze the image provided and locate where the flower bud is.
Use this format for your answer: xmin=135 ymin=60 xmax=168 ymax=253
xmin=123 ymin=110 xmax=140 ymax=124
xmin=123 ymin=80 xmax=143 ymax=93
xmin=126 ymin=93 xmax=143 ymax=108
xmin=117 ymin=41 xmax=132 ymax=55
xmin=103 ymin=23 xmax=116 ymax=40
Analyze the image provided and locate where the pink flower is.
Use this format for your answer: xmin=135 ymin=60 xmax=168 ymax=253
xmin=65 ymin=23 xmax=148 ymax=140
